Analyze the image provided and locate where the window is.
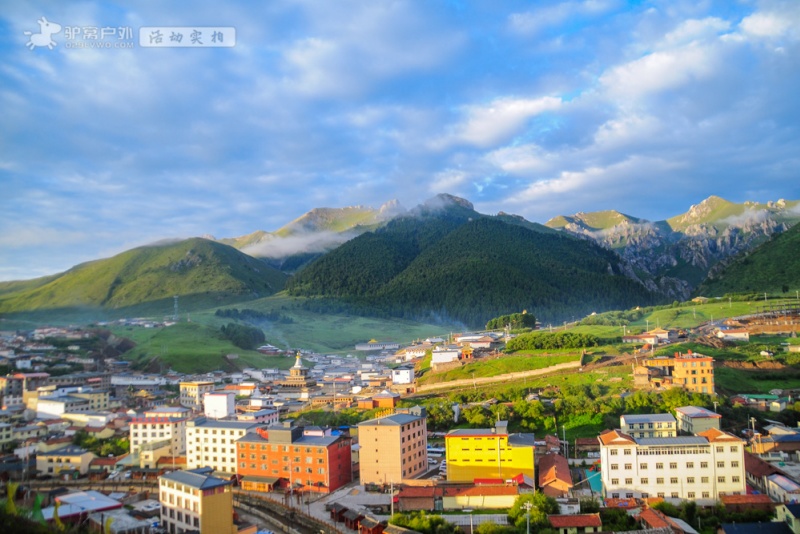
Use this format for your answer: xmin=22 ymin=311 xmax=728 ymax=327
xmin=687 ymin=477 xmax=695 ymax=484
xmin=623 ymin=449 xmax=631 ymax=455
xmin=640 ymin=463 xmax=648 ymax=470
xmin=657 ymin=493 xmax=665 ymax=498
xmin=702 ymin=492 xmax=710 ymax=499
xmin=731 ymin=461 xmax=739 ymax=468
xmin=700 ymin=462 xmax=708 ymax=468
xmin=610 ymin=464 xmax=618 ymax=470
xmin=611 ymin=478 xmax=619 ymax=485
xmin=610 ymin=449 xmax=618 ymax=456
xmin=732 ymin=476 xmax=740 ymax=483
xmin=716 ymin=446 xmax=724 ymax=453
xmin=671 ymin=492 xmax=679 ymax=498
xmin=670 ymin=477 xmax=678 ymax=484
xmin=656 ymin=463 xmax=663 ymax=469
xmin=688 ymin=492 xmax=695 ymax=498
xmin=641 ymin=478 xmax=649 ymax=484
xmin=624 ymin=464 xmax=632 ymax=470
xmin=717 ymin=476 xmax=725 ymax=483
xmin=730 ymin=446 xmax=738 ymax=453
xmin=717 ymin=461 xmax=725 ymax=468
xmin=669 ymin=462 xmax=677 ymax=469
xmin=687 ymin=462 xmax=694 ymax=469
xmin=625 ymin=478 xmax=633 ymax=485
xmin=701 ymin=477 xmax=709 ymax=483
xmin=656 ymin=478 xmax=664 ymax=484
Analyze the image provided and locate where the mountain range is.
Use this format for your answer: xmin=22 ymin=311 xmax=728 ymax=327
xmin=1 ymin=193 xmax=798 ymax=326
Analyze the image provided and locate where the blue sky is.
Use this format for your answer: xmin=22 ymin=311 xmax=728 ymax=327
xmin=2 ymin=0 xmax=799 ymax=281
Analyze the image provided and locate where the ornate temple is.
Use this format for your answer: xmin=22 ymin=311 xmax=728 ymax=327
xmin=278 ymin=352 xmax=317 ymax=389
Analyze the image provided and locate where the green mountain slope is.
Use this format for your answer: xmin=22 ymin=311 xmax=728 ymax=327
xmin=545 ymin=210 xmax=643 ymax=231
xmin=0 ymin=238 xmax=287 ymax=313
xmin=288 ymin=197 xmax=659 ymax=326
xmin=697 ymin=223 xmax=800 ymax=296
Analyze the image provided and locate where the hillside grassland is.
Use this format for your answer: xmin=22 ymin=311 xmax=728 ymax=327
xmin=111 ymin=322 xmax=296 ymax=373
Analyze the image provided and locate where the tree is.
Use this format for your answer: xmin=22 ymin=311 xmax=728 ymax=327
xmin=508 ymin=493 xmax=559 ymax=529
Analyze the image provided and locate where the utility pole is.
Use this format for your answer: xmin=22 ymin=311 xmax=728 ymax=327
xmin=524 ymin=501 xmax=532 ymax=534
xmin=713 ymin=401 xmax=718 ymax=413
xmin=390 ymin=479 xmax=394 ymax=517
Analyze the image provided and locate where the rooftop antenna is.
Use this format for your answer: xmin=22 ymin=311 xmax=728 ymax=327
xmin=173 ymin=295 xmax=179 ymax=322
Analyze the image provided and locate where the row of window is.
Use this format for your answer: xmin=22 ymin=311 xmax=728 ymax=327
xmin=610 ymin=460 xmax=739 ymax=470
xmin=609 ymin=476 xmax=741 ymax=485
xmin=610 ymin=445 xmax=739 ymax=455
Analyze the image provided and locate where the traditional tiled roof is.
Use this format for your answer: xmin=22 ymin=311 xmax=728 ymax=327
xmin=598 ymin=429 xmax=636 ymax=445
xmin=720 ymin=494 xmax=774 ymax=505
xmin=637 ymin=509 xmax=673 ymax=530
xmin=744 ymin=452 xmax=785 ymax=479
xmin=538 ymin=453 xmax=572 ymax=488
xmin=697 ymin=428 xmax=743 ymax=442
xmin=547 ymin=513 xmax=602 ymax=528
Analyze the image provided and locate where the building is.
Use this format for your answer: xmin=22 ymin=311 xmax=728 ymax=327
xmin=129 ymin=406 xmax=190 ymax=456
xmin=445 ymin=421 xmax=535 ymax=483
xmin=36 ymin=445 xmax=96 ymax=475
xmin=391 ymin=366 xmax=414 ymax=385
xmin=598 ymin=427 xmax=746 ymax=504
xmin=643 ymin=351 xmax=715 ymax=394
xmin=36 ymin=395 xmax=91 ymax=419
xmin=186 ymin=416 xmax=260 ymax=474
xmin=539 ymin=453 xmax=574 ymax=498
xmin=277 ymin=353 xmax=317 ymax=389
xmin=204 ymin=392 xmax=236 ymax=419
xmin=236 ymin=422 xmax=353 ymax=494
xmin=430 ymin=345 xmax=461 ymax=366
xmin=236 ymin=409 xmax=279 ymax=426
xmin=776 ymin=504 xmax=800 ymax=534
xmin=675 ymin=406 xmax=722 ymax=435
xmin=179 ymin=381 xmax=215 ymax=410
xmin=547 ymin=513 xmax=602 ymax=534
xmin=358 ymin=411 xmax=428 ymax=485
xmin=716 ymin=328 xmax=750 ymax=342
xmin=159 ymin=468 xmax=235 ymax=534
xmin=619 ymin=414 xmax=677 ymax=438
xmin=0 ymin=372 xmax=50 ymax=407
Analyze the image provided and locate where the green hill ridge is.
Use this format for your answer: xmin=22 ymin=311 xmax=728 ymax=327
xmin=0 ymin=238 xmax=287 ymax=314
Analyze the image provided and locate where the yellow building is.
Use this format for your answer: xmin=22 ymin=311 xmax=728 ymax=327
xmin=179 ymin=381 xmax=215 ymax=410
xmin=36 ymin=445 xmax=95 ymax=475
xmin=643 ymin=351 xmax=715 ymax=394
xmin=445 ymin=421 xmax=535 ymax=482
xmin=159 ymin=468 xmax=236 ymax=534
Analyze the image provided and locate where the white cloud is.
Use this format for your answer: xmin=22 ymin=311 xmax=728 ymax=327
xmin=242 ymin=230 xmax=357 ymax=259
xmin=509 ymin=0 xmax=618 ymax=36
xmin=740 ymin=12 xmax=792 ymax=38
xmin=600 ymin=43 xmax=720 ymax=101
xmin=484 ymin=144 xmax=553 ymax=175
xmin=429 ymin=169 xmax=470 ymax=193
xmin=661 ymin=17 xmax=731 ymax=47
xmin=439 ymin=96 xmax=562 ymax=148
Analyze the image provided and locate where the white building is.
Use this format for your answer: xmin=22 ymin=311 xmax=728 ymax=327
xmin=619 ymin=413 xmax=677 ymax=438
xmin=186 ymin=417 xmax=260 ymax=474
xmin=204 ymin=392 xmax=236 ymax=419
xmin=392 ymin=366 xmax=414 ymax=385
xmin=675 ymin=406 xmax=722 ymax=435
xmin=431 ymin=345 xmax=461 ymax=365
xmin=129 ymin=406 xmax=190 ymax=455
xmin=36 ymin=395 xmax=90 ymax=419
xmin=236 ymin=409 xmax=279 ymax=425
xmin=599 ymin=427 xmax=746 ymax=505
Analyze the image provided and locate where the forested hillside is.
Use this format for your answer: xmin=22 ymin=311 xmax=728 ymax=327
xmin=697 ymin=223 xmax=800 ymax=296
xmin=289 ymin=207 xmax=660 ymax=326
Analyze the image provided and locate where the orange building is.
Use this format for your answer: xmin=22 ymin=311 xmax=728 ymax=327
xmin=236 ymin=422 xmax=352 ymax=494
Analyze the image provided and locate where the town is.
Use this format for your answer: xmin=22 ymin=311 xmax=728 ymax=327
xmin=1 ymin=303 xmax=800 ymax=534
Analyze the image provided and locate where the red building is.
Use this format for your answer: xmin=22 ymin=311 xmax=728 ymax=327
xmin=237 ymin=422 xmax=352 ymax=494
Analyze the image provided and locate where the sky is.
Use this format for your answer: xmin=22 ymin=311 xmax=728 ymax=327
xmin=2 ymin=0 xmax=799 ymax=282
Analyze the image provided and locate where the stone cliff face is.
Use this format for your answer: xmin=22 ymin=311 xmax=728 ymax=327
xmin=551 ymin=198 xmax=799 ymax=300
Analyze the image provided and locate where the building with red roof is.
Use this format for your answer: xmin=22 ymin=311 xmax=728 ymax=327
xmin=547 ymin=513 xmax=602 ymax=534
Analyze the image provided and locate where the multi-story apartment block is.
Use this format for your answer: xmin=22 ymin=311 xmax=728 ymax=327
xmin=49 ymin=371 xmax=111 ymax=392
xmin=236 ymin=422 xmax=352 ymax=493
xmin=358 ymin=411 xmax=428 ymax=485
xmin=599 ymin=427 xmax=745 ymax=504
xmin=643 ymin=351 xmax=715 ymax=394
xmin=0 ymin=372 xmax=50 ymax=407
xmin=36 ymin=395 xmax=91 ymax=419
xmin=186 ymin=417 xmax=260 ymax=474
xmin=204 ymin=392 xmax=236 ymax=419
xmin=130 ymin=406 xmax=190 ymax=455
xmin=620 ymin=413 xmax=677 ymax=439
xmin=675 ymin=406 xmax=722 ymax=435
xmin=180 ymin=381 xmax=215 ymax=410
xmin=445 ymin=420 xmax=535 ymax=483
xmin=159 ymin=468 xmax=235 ymax=534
